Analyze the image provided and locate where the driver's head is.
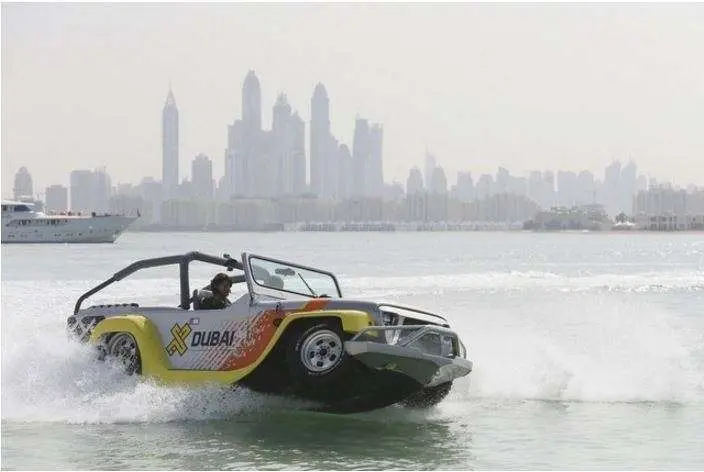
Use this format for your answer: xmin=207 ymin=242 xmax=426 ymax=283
xmin=210 ymin=272 xmax=232 ymax=297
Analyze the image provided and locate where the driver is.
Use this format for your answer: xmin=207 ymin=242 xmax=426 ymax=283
xmin=200 ymin=273 xmax=232 ymax=309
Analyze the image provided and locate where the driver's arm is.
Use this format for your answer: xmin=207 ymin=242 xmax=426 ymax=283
xmin=199 ymin=295 xmax=221 ymax=310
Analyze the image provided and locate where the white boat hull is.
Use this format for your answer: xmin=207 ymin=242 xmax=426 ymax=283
xmin=2 ymin=215 xmax=137 ymax=243
xmin=2 ymin=200 xmax=138 ymax=244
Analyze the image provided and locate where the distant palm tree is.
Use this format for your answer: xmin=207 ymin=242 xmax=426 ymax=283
xmin=615 ymin=212 xmax=628 ymax=223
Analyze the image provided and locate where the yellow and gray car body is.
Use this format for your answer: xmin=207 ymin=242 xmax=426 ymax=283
xmin=67 ymin=251 xmax=473 ymax=413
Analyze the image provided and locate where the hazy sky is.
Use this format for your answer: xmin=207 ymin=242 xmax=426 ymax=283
xmin=2 ymin=2 xmax=704 ymax=196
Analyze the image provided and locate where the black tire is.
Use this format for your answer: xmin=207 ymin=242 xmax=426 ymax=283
xmin=400 ymin=381 xmax=453 ymax=409
xmin=105 ymin=332 xmax=142 ymax=376
xmin=286 ymin=321 xmax=347 ymax=383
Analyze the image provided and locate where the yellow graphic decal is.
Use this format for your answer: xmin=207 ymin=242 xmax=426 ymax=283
xmin=166 ymin=323 xmax=192 ymax=356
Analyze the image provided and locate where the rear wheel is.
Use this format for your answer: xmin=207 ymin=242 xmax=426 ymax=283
xmin=105 ymin=332 xmax=142 ymax=376
xmin=400 ymin=381 xmax=453 ymax=409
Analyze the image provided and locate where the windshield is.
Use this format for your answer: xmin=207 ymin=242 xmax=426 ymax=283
xmin=248 ymin=255 xmax=342 ymax=299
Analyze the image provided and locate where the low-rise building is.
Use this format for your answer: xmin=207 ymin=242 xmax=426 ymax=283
xmin=529 ymin=204 xmax=612 ymax=230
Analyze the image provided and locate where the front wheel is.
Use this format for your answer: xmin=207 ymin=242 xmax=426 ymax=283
xmin=105 ymin=332 xmax=142 ymax=376
xmin=286 ymin=322 xmax=347 ymax=382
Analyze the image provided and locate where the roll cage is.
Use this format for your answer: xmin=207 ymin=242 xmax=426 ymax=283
xmin=72 ymin=251 xmax=345 ymax=315
xmin=73 ymin=251 xmax=243 ymax=315
xmin=72 ymin=251 xmax=451 ymax=327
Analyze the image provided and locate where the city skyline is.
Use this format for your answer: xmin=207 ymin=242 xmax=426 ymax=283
xmin=12 ymin=154 xmax=697 ymax=207
xmin=3 ymin=4 xmax=704 ymax=193
xmin=13 ymin=160 xmax=704 ymax=233
xmin=6 ymin=76 xmax=703 ymax=201
xmin=6 ymin=142 xmax=703 ymax=208
xmin=3 ymin=61 xmax=701 ymax=216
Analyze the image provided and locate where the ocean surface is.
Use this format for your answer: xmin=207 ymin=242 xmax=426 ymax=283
xmin=2 ymin=231 xmax=703 ymax=470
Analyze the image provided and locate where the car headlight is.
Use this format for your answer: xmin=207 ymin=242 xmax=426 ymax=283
xmin=458 ymin=339 xmax=467 ymax=358
xmin=441 ymin=335 xmax=454 ymax=357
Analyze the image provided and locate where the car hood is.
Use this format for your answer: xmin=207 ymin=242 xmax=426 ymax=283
xmin=254 ymin=297 xmax=448 ymax=326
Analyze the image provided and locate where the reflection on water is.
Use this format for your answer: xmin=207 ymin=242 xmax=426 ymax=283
xmin=188 ymin=410 xmax=470 ymax=470
xmin=2 ymin=408 xmax=473 ymax=470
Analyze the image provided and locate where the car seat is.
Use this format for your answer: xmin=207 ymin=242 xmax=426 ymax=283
xmin=192 ymin=288 xmax=214 ymax=310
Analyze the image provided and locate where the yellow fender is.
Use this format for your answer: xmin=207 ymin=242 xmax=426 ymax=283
xmin=89 ymin=310 xmax=373 ymax=386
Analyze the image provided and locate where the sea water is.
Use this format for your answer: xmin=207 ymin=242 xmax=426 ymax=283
xmin=2 ymin=231 xmax=703 ymax=469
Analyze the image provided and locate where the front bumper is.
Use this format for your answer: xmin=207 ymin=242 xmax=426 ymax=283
xmin=344 ymin=325 xmax=473 ymax=387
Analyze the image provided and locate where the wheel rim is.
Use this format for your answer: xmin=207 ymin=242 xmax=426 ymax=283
xmin=108 ymin=333 xmax=139 ymax=375
xmin=300 ymin=329 xmax=343 ymax=373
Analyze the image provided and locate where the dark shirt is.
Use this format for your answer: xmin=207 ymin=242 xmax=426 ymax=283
xmin=199 ymin=294 xmax=231 ymax=310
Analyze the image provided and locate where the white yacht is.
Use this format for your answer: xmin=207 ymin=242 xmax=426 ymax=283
xmin=1 ymin=200 xmax=138 ymax=244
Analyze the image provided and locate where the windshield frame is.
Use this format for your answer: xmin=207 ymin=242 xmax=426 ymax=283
xmin=243 ymin=252 xmax=343 ymax=300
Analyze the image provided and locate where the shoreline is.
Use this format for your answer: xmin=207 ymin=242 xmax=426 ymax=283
xmin=125 ymin=227 xmax=704 ymax=234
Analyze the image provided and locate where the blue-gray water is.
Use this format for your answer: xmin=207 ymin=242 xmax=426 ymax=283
xmin=2 ymin=232 xmax=703 ymax=470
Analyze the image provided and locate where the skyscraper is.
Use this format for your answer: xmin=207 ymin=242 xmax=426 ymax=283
xmin=496 ymin=167 xmax=510 ymax=194
xmin=604 ymin=160 xmax=622 ymax=215
xmin=621 ymin=161 xmax=637 ymax=213
xmin=45 ymin=184 xmax=68 ymax=212
xmin=430 ymin=166 xmax=448 ymax=194
xmin=93 ymin=167 xmax=112 ymax=212
xmin=406 ymin=167 xmax=424 ymax=195
xmin=13 ymin=167 xmax=33 ymax=200
xmin=270 ymin=92 xmax=309 ymax=198
xmin=192 ymin=154 xmax=214 ymax=201
xmin=557 ymin=170 xmax=577 ymax=207
xmin=310 ymin=83 xmax=331 ymax=197
xmin=543 ymin=170 xmax=556 ymax=208
xmin=456 ymin=172 xmax=474 ymax=202
xmin=337 ymin=143 xmax=353 ymax=200
xmin=424 ymin=150 xmax=436 ymax=190
xmin=242 ymin=70 xmax=262 ymax=133
xmin=291 ymin=112 xmax=307 ymax=196
xmin=162 ymin=86 xmax=179 ymax=199
xmin=273 ymin=93 xmax=293 ymax=196
xmin=528 ymin=171 xmax=542 ymax=205
xmin=577 ymin=170 xmax=596 ymax=205
xmin=324 ymin=135 xmax=340 ymax=199
xmin=70 ymin=170 xmax=95 ymax=213
xmin=475 ymin=174 xmax=494 ymax=200
xmin=352 ymin=117 xmax=370 ymax=197
xmin=369 ymin=124 xmax=384 ymax=198
xmin=69 ymin=168 xmax=111 ymax=213
xmin=241 ymin=71 xmax=262 ymax=197
xmin=225 ymin=119 xmax=245 ymax=198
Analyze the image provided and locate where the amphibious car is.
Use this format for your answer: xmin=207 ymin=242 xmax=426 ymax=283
xmin=67 ymin=251 xmax=473 ymax=413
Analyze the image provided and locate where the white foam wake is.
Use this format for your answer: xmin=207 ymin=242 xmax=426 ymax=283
xmin=0 ymin=279 xmax=312 ymax=424
xmin=1 ymin=334 xmax=305 ymax=424
xmin=449 ymin=297 xmax=704 ymax=404
xmin=2 ymin=272 xmax=702 ymax=425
